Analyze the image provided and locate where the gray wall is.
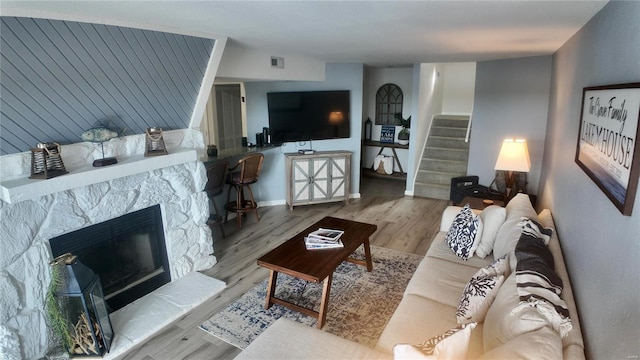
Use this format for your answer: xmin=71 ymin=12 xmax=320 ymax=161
xmin=244 ymin=63 xmax=364 ymax=204
xmin=539 ymin=2 xmax=640 ymax=359
xmin=468 ymin=56 xmax=552 ymax=196
xmin=0 ymin=17 xmax=214 ymax=155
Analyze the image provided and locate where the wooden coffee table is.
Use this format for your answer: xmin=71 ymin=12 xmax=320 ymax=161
xmin=257 ymin=216 xmax=377 ymax=328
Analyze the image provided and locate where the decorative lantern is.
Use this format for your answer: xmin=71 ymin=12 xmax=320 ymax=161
xmin=50 ymin=254 xmax=113 ymax=357
xmin=364 ymin=117 xmax=372 ymax=141
xmin=30 ymin=142 xmax=68 ymax=179
xmin=145 ymin=127 xmax=168 ymax=156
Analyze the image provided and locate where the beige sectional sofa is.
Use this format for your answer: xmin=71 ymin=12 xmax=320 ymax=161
xmin=235 ymin=194 xmax=585 ymax=359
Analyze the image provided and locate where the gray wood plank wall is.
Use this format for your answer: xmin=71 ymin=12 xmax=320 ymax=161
xmin=0 ymin=17 xmax=215 ymax=155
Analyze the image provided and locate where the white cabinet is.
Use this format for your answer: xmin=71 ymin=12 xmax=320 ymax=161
xmin=285 ymin=151 xmax=351 ymax=210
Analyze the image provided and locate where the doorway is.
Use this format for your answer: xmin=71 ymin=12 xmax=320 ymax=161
xmin=214 ymin=84 xmax=244 ymax=150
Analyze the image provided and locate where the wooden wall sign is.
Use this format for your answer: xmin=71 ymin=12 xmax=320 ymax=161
xmin=575 ymin=82 xmax=640 ymax=215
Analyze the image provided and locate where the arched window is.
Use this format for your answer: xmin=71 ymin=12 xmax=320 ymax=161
xmin=375 ymin=83 xmax=403 ymax=125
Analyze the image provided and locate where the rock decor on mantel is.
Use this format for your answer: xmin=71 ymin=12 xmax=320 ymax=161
xmin=0 ymin=129 xmax=214 ymax=359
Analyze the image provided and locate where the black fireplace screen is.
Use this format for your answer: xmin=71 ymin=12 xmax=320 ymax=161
xmin=49 ymin=205 xmax=171 ymax=312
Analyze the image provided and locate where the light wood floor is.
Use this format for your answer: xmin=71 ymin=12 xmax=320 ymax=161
xmin=117 ymin=179 xmax=448 ymax=360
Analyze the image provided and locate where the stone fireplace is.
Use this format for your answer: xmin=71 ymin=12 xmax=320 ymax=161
xmin=0 ymin=129 xmax=216 ymax=359
xmin=49 ymin=205 xmax=171 ymax=312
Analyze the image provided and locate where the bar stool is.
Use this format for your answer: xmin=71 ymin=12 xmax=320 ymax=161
xmin=225 ymin=153 xmax=264 ymax=228
xmin=205 ymin=161 xmax=229 ymax=238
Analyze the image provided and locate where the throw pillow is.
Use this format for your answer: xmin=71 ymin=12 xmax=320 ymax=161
xmin=393 ymin=323 xmax=477 ymax=360
xmin=475 ymin=205 xmax=507 ymax=258
xmin=492 ymin=194 xmax=538 ymax=260
xmin=456 ymin=255 xmax=509 ymax=324
xmin=445 ymin=204 xmax=483 ymax=260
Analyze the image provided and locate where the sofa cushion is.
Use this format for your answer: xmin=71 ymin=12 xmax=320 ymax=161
xmin=405 ymin=254 xmax=487 ymax=308
xmin=234 ymin=318 xmax=391 ymax=360
xmin=375 ymin=295 xmax=459 ymax=354
xmin=475 ymin=205 xmax=506 ymax=258
xmin=427 ymin=233 xmax=495 ymax=269
xmin=479 ymin=324 xmax=563 ymax=359
xmin=445 ymin=204 xmax=483 ymax=260
xmin=456 ymin=255 xmax=509 ymax=324
xmin=492 ymin=194 xmax=538 ymax=260
xmin=482 ymin=273 xmax=555 ymax=352
xmin=393 ymin=323 xmax=477 ymax=359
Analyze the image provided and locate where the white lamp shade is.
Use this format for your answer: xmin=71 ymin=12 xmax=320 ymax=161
xmin=494 ymin=138 xmax=531 ymax=172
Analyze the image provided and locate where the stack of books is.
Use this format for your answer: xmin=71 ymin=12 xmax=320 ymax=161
xmin=304 ymin=228 xmax=344 ymax=250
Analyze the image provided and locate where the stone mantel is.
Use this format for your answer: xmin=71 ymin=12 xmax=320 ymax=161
xmin=1 ymin=148 xmax=198 ymax=204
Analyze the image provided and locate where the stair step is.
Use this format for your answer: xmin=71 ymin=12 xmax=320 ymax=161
xmin=432 ymin=117 xmax=469 ymax=128
xmin=433 ymin=115 xmax=470 ymax=121
xmin=426 ymin=136 xmax=470 ymax=149
xmin=420 ymin=158 xmax=468 ymax=173
xmin=430 ymin=126 xmax=467 ymax=138
xmin=416 ymin=170 xmax=466 ymax=185
xmin=413 ymin=182 xmax=450 ymax=200
xmin=422 ymin=147 xmax=469 ymax=161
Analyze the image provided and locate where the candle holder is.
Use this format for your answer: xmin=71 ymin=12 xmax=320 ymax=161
xmin=144 ymin=127 xmax=168 ymax=156
xmin=30 ymin=142 xmax=68 ymax=179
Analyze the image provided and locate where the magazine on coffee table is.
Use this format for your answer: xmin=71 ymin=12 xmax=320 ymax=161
xmin=308 ymin=228 xmax=344 ymax=241
xmin=304 ymin=228 xmax=345 ymax=249
xmin=304 ymin=237 xmax=344 ymax=249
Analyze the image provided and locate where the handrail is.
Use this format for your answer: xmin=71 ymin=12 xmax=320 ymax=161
xmin=464 ymin=105 xmax=474 ymax=143
xmin=410 ymin=113 xmax=439 ymax=193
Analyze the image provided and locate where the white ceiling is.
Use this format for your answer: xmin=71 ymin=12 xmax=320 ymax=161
xmin=2 ymin=0 xmax=608 ymax=66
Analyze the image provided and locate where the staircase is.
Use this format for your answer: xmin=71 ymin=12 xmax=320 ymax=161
xmin=414 ymin=115 xmax=470 ymax=200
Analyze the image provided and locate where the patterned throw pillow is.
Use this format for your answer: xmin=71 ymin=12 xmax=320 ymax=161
xmin=393 ymin=323 xmax=477 ymax=359
xmin=445 ymin=204 xmax=482 ymax=260
xmin=456 ymin=255 xmax=509 ymax=324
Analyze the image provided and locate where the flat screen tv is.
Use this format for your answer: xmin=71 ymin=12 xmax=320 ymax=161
xmin=267 ymin=90 xmax=350 ymax=143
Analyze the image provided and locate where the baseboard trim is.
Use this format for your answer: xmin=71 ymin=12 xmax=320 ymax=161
xmin=257 ymin=194 xmax=360 ymax=208
xmin=257 ymin=199 xmax=287 ymax=207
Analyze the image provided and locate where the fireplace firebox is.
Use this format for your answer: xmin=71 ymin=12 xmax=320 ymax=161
xmin=49 ymin=205 xmax=170 ymax=312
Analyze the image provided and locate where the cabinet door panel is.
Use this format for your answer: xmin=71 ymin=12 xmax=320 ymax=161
xmin=311 ymin=158 xmax=329 ymax=201
xmin=292 ymin=160 xmax=310 ymax=202
xmin=330 ymin=157 xmax=347 ymax=198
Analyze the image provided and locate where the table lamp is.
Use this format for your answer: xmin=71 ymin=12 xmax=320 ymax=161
xmin=494 ymin=138 xmax=531 ymax=200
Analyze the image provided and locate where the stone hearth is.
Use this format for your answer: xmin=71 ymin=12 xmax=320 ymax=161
xmin=0 ymin=129 xmax=216 ymax=359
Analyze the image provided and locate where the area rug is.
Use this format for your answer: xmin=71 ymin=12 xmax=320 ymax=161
xmin=199 ymin=246 xmax=422 ymax=350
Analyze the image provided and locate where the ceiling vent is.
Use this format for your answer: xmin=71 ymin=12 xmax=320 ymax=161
xmin=271 ymin=56 xmax=284 ymax=69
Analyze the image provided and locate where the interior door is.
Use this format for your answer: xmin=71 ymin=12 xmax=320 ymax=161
xmin=215 ymin=84 xmax=243 ymax=150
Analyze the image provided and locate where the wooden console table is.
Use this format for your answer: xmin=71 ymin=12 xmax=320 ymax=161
xmin=362 ymin=140 xmax=408 ymax=174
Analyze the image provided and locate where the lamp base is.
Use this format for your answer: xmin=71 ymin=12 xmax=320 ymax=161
xmin=93 ymin=157 xmax=118 ymax=167
xmin=504 ymin=171 xmax=528 ymax=202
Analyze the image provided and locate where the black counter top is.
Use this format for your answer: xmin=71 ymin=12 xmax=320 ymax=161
xmin=203 ymin=145 xmax=280 ymax=164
